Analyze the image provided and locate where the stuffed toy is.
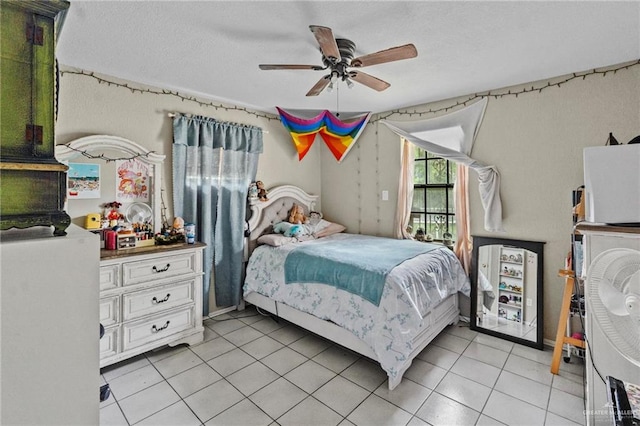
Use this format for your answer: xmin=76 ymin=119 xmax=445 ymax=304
xmin=272 ymin=221 xmax=303 ymax=238
xmin=256 ymin=181 xmax=268 ymax=201
xmin=288 ymin=203 xmax=307 ymax=224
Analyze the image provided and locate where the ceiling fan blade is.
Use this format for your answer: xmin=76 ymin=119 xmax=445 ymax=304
xmin=259 ymin=64 xmax=324 ymax=71
xmin=306 ymin=75 xmax=331 ymax=96
xmin=309 ymin=25 xmax=341 ymax=63
xmin=349 ymin=71 xmax=391 ymax=92
xmin=350 ymin=44 xmax=417 ymax=68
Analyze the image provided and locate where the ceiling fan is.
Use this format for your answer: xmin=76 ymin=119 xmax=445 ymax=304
xmin=259 ymin=25 xmax=418 ymax=96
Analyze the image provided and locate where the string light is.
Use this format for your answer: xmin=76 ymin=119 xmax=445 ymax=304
xmin=60 ymin=143 xmax=156 ymax=163
xmin=60 ymin=69 xmax=280 ymax=122
xmin=369 ymin=59 xmax=640 ymax=123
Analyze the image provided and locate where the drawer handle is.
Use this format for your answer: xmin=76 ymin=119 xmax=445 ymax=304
xmin=151 ymin=321 xmax=170 ymax=333
xmin=152 ymin=294 xmax=171 ymax=304
xmin=152 ymin=263 xmax=171 ymax=273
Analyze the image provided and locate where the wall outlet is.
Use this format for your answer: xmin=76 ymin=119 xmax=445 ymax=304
xmin=382 ymin=190 xmax=389 ymax=201
xmin=526 ymin=298 xmax=533 ymax=307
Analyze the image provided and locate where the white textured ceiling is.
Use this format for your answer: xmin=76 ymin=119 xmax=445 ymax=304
xmin=57 ymin=1 xmax=640 ymax=115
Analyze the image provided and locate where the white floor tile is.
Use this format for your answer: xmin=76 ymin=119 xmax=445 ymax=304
xmin=445 ymin=324 xmax=479 ymax=341
xmin=407 ymin=416 xmax=430 ymax=426
xmin=494 ymin=370 xmax=551 ymax=409
xmin=417 ymin=343 xmax=461 ymax=370
xmin=482 ymin=390 xmax=546 ymax=426
xmin=340 ymin=357 xmax=388 ymax=391
xmin=152 ymin=348 xmax=203 ymax=379
xmin=107 ymin=364 xmax=164 ymax=400
xmin=190 ymin=336 xmax=236 ymax=361
xmin=184 ymin=380 xmax=245 ymax=422
xmin=511 ymin=344 xmax=554 ymax=365
xmin=279 ymin=396 xmax=343 ymax=426
xmin=433 ymin=332 xmax=473 ymax=354
xmin=415 ymin=391 xmax=480 ymax=426
xmin=227 ymin=361 xmax=280 ymax=396
xmin=545 ymin=411 xmax=584 ymax=426
xmin=285 ymin=360 xmax=337 ymax=394
xmin=435 ymin=372 xmax=492 ymax=412
xmin=546 ymin=388 xmax=586 ymax=425
xmin=100 ymin=403 xmax=129 ymax=426
xmin=404 ymin=358 xmax=448 ymax=390
xmin=552 ymin=373 xmax=585 ymax=398
xmin=476 ymin=414 xmax=507 ymax=425
xmin=206 ymin=318 xmax=246 ymax=335
xmin=249 ymin=377 xmax=308 ymax=419
xmin=167 ymin=363 xmax=223 ymax=398
xmin=202 ymin=325 xmax=220 ymax=342
xmin=450 ymin=355 xmax=502 ymax=388
xmin=145 ymin=344 xmax=189 ymax=364
xmin=241 ymin=335 xmax=284 ymax=359
xmin=313 ymin=376 xmax=370 ymax=417
xmin=463 ymin=342 xmax=510 ymax=369
xmin=207 ymin=347 xmax=255 ymax=377
xmin=503 ymin=354 xmax=553 ymax=386
xmin=261 ymin=346 xmax=308 ymax=375
xmin=251 ymin=317 xmax=286 ymax=334
xmin=102 ymin=355 xmax=150 ymax=381
xmin=268 ymin=323 xmax=307 ymax=345
xmin=473 ymin=333 xmax=515 ymax=353
xmin=312 ymin=345 xmax=360 ymax=373
xmin=206 ymin=399 xmax=273 ymax=426
xmin=136 ymin=401 xmax=201 ymax=426
xmin=374 ymin=378 xmax=432 ymax=414
xmin=118 ymin=381 xmax=180 ymax=425
xmin=224 ymin=325 xmax=264 ymax=346
xmin=289 ymin=333 xmax=333 ymax=358
xmin=347 ymin=394 xmax=413 ymax=426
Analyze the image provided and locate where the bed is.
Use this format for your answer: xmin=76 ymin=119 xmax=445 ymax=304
xmin=243 ymin=185 xmax=470 ymax=390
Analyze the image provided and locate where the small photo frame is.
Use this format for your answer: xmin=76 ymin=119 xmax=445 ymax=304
xmin=67 ymin=163 xmax=100 ymax=199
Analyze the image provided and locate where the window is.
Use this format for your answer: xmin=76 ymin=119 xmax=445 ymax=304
xmin=411 ymin=145 xmax=456 ymax=240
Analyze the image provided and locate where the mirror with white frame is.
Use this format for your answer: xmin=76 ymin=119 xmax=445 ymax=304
xmin=470 ymin=236 xmax=545 ymax=349
xmin=55 ymin=135 xmax=165 ymax=234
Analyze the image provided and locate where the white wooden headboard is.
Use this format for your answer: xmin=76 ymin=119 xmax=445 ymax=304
xmin=244 ymin=185 xmax=318 ymax=259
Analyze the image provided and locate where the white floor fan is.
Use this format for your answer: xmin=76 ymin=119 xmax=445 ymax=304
xmin=587 ymin=248 xmax=640 ymax=425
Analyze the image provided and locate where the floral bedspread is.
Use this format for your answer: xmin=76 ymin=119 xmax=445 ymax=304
xmin=243 ymin=233 xmax=471 ymax=379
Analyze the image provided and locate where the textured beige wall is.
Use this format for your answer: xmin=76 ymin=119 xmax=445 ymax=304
xmin=321 ymin=63 xmax=640 ymax=341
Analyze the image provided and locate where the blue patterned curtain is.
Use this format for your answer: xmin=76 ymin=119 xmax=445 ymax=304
xmin=173 ymin=115 xmax=263 ymax=313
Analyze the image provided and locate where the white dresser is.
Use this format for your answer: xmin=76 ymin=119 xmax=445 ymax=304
xmin=99 ymin=243 xmax=205 ymax=367
xmin=577 ymin=223 xmax=640 ymax=426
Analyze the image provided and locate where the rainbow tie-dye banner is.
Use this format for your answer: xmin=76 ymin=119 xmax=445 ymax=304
xmin=276 ymin=107 xmax=371 ymax=162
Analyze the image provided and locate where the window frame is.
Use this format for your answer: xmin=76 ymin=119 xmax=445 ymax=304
xmin=411 ymin=149 xmax=456 ymax=241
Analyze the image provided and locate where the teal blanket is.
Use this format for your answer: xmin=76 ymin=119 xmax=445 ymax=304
xmin=284 ymin=235 xmax=440 ymax=306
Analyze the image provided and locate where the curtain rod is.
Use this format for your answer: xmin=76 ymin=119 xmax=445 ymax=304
xmin=167 ymin=112 xmax=269 ymax=134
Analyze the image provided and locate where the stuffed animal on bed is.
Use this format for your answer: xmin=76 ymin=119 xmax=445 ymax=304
xmin=288 ymin=203 xmax=307 ymax=224
xmin=272 ymin=221 xmax=303 ymax=238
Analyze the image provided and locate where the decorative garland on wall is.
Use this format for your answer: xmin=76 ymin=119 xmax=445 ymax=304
xmin=60 ymin=143 xmax=156 ymax=163
xmin=59 ymin=69 xmax=280 ymax=122
xmin=369 ymin=59 xmax=640 ymax=123
xmin=61 ymin=59 xmax=639 ymax=126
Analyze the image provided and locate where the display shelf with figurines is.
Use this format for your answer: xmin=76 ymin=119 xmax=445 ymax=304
xmin=497 ymin=246 xmax=525 ymax=323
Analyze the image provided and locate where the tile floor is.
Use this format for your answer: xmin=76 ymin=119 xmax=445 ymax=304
xmin=100 ymin=306 xmax=586 ymax=426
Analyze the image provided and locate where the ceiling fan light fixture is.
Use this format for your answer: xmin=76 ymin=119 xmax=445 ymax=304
xmin=327 ymin=81 xmax=334 ymax=92
xmin=345 ymin=78 xmax=354 ymax=89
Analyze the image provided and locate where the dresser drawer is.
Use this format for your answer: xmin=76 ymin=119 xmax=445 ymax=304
xmin=100 ymin=264 xmax=119 ymax=291
xmin=99 ymin=295 xmax=120 ymax=326
xmin=100 ymin=326 xmax=119 ymax=360
xmin=122 ymin=279 xmax=195 ymax=321
xmin=122 ymin=307 xmax=195 ymax=351
xmin=122 ymin=252 xmax=197 ymax=286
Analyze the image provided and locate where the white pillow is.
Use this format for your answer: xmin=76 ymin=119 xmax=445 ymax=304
xmin=257 ymin=234 xmax=297 ymax=247
xmin=314 ymin=221 xmax=346 ymax=238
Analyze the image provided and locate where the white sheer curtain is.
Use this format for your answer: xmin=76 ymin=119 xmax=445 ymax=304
xmin=394 ymin=138 xmax=415 ymax=239
xmin=382 ymin=98 xmax=504 ymax=233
